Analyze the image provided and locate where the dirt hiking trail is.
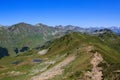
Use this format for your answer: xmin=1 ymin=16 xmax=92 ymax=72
xmin=31 ymin=54 xmax=76 ymax=80
xmin=85 ymin=52 xmax=103 ymax=80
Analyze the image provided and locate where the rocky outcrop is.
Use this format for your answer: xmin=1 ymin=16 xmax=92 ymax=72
xmin=37 ymin=49 xmax=48 ymax=55
xmin=85 ymin=52 xmax=103 ymax=80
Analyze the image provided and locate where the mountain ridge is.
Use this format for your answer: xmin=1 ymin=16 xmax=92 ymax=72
xmin=0 ymin=32 xmax=120 ymax=80
xmin=0 ymin=22 xmax=120 ymax=58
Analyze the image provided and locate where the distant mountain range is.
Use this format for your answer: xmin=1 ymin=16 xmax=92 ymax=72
xmin=0 ymin=23 xmax=120 ymax=80
xmin=0 ymin=22 xmax=120 ymax=58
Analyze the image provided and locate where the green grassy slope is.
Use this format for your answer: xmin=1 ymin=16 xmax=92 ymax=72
xmin=0 ymin=23 xmax=57 ymax=57
xmin=46 ymin=32 xmax=120 ymax=80
xmin=0 ymin=32 xmax=120 ymax=80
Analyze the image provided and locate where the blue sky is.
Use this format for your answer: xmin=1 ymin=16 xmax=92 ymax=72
xmin=0 ymin=0 xmax=120 ymax=27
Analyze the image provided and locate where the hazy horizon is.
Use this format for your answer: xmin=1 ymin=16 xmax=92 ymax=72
xmin=0 ymin=0 xmax=120 ymax=27
xmin=1 ymin=22 xmax=120 ymax=28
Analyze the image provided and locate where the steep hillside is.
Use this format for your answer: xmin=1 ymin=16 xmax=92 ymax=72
xmin=0 ymin=23 xmax=59 ymax=57
xmin=45 ymin=32 xmax=120 ymax=80
xmin=0 ymin=32 xmax=120 ymax=80
xmin=0 ymin=23 xmax=120 ymax=58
